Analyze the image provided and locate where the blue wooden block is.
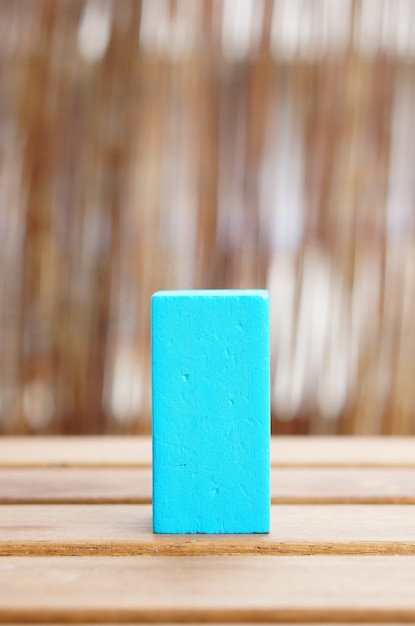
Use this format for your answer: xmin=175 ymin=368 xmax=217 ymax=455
xmin=152 ymin=289 xmax=270 ymax=534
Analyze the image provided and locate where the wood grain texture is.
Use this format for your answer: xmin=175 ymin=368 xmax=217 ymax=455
xmin=1 ymin=504 xmax=415 ymax=556
xmin=0 ymin=437 xmax=153 ymax=468
xmin=271 ymin=467 xmax=415 ymax=504
xmin=2 ymin=467 xmax=415 ymax=504
xmin=1 ymin=556 xmax=415 ymax=622
xmin=0 ymin=469 xmax=152 ymax=504
xmin=271 ymin=437 xmax=415 ymax=467
xmin=3 ymin=437 xmax=415 ymax=468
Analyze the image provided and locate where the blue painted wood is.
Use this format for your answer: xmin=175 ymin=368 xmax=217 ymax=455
xmin=152 ymin=290 xmax=270 ymax=534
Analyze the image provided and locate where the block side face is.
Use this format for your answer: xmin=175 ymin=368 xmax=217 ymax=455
xmin=152 ymin=292 xmax=270 ymax=534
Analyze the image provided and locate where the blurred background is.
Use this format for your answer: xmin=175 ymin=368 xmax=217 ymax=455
xmin=1 ymin=0 xmax=415 ymax=435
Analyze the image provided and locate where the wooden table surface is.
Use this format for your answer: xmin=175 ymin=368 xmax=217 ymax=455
xmin=2 ymin=436 xmax=415 ymax=624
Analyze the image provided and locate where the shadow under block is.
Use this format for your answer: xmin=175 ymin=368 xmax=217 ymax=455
xmin=152 ymin=290 xmax=270 ymax=534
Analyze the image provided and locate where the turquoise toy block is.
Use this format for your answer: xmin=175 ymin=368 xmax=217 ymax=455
xmin=152 ymin=290 xmax=270 ymax=534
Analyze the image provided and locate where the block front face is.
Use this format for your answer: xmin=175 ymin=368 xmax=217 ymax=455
xmin=152 ymin=290 xmax=270 ymax=534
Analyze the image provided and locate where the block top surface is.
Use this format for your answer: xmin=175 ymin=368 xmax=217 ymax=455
xmin=152 ymin=289 xmax=269 ymax=299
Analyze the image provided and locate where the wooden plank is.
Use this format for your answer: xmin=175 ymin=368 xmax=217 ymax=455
xmin=0 ymin=437 xmax=152 ymax=468
xmin=1 ymin=556 xmax=415 ymax=622
xmin=0 ymin=469 xmax=152 ymax=504
xmin=1 ymin=504 xmax=415 ymax=556
xmin=272 ymin=467 xmax=415 ymax=504
xmin=270 ymin=437 xmax=415 ymax=468
xmin=2 ymin=467 xmax=415 ymax=504
xmin=2 ymin=437 xmax=415 ymax=468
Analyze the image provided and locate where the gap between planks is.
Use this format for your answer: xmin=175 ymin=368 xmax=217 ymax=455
xmin=2 ymin=467 xmax=415 ymax=505
xmin=2 ymin=437 xmax=415 ymax=468
xmin=2 ymin=504 xmax=415 ymax=556
xmin=1 ymin=556 xmax=415 ymax=622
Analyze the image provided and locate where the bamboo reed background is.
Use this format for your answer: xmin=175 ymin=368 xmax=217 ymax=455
xmin=1 ymin=0 xmax=415 ymax=435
